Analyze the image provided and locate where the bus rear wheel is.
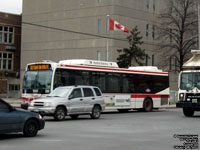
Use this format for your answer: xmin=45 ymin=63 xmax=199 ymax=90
xmin=183 ymin=108 xmax=194 ymax=117
xmin=143 ymin=98 xmax=153 ymax=112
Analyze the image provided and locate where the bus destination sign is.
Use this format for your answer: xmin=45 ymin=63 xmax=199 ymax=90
xmin=28 ymin=64 xmax=51 ymax=71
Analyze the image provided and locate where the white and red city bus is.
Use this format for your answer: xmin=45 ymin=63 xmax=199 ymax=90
xmin=22 ymin=59 xmax=169 ymax=111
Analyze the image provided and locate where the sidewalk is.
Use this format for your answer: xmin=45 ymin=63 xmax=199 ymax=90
xmin=1 ymin=97 xmax=177 ymax=109
xmin=2 ymin=98 xmax=23 ymax=108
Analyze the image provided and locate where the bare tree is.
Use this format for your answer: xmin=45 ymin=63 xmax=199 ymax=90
xmin=158 ymin=0 xmax=198 ymax=71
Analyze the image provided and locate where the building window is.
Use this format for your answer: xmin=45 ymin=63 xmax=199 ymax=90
xmin=98 ymin=19 xmax=102 ymax=34
xmin=9 ymin=84 xmax=20 ymax=91
xmin=106 ymin=17 xmax=109 ymax=34
xmin=170 ymin=29 xmax=172 ymax=43
xmin=169 ymin=56 xmax=177 ymax=71
xmin=0 ymin=52 xmax=13 ymax=71
xmin=146 ymin=0 xmax=149 ymax=9
xmin=97 ymin=51 xmax=101 ymax=60
xmin=0 ymin=25 xmax=14 ymax=44
xmin=146 ymin=24 xmax=149 ymax=39
xmin=153 ymin=0 xmax=156 ymax=12
xmin=145 ymin=55 xmax=148 ymax=66
xmin=152 ymin=25 xmax=155 ymax=40
xmin=152 ymin=54 xmax=155 ymax=66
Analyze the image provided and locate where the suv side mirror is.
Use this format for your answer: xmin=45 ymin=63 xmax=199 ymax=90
xmin=68 ymin=94 xmax=74 ymax=100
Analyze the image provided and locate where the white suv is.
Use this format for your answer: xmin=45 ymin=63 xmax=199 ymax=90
xmin=28 ymin=86 xmax=105 ymax=121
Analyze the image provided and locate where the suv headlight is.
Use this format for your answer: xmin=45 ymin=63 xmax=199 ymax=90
xmin=44 ymin=102 xmax=52 ymax=107
xmin=30 ymin=102 xmax=34 ymax=107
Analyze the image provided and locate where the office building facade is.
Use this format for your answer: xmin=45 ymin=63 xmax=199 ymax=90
xmin=21 ymin=0 xmax=178 ymax=90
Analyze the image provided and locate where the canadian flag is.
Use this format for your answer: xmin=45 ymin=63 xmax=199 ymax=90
xmin=109 ymin=18 xmax=129 ymax=33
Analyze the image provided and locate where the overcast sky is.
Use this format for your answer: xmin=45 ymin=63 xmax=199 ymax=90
xmin=0 ymin=0 xmax=23 ymax=14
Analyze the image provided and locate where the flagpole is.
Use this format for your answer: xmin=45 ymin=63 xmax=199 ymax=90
xmin=106 ymin=15 xmax=109 ymax=61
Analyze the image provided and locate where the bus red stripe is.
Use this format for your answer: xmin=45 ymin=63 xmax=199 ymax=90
xmin=131 ymin=94 xmax=170 ymax=98
xmin=61 ymin=65 xmax=169 ymax=75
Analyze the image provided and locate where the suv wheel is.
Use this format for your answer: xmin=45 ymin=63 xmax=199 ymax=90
xmin=90 ymin=105 xmax=101 ymax=119
xmin=54 ymin=106 xmax=66 ymax=121
xmin=23 ymin=119 xmax=39 ymax=137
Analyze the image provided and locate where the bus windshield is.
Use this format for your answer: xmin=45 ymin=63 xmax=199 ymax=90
xmin=180 ymin=72 xmax=200 ymax=90
xmin=23 ymin=70 xmax=52 ymax=90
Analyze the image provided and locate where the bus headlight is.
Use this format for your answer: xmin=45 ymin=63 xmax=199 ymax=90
xmin=179 ymin=93 xmax=184 ymax=101
xmin=44 ymin=102 xmax=51 ymax=107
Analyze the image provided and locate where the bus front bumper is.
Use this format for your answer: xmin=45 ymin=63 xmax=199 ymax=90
xmin=176 ymin=101 xmax=200 ymax=109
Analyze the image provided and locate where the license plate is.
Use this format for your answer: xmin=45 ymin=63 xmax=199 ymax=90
xmin=192 ymin=99 xmax=197 ymax=103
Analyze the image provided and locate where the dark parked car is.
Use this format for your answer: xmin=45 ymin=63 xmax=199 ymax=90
xmin=0 ymin=99 xmax=45 ymax=137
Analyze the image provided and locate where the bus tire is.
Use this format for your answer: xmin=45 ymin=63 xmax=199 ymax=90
xmin=54 ymin=106 xmax=66 ymax=121
xmin=183 ymin=108 xmax=194 ymax=117
xmin=143 ymin=98 xmax=153 ymax=112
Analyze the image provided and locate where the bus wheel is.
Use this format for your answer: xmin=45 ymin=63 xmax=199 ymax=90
xmin=143 ymin=98 xmax=153 ymax=112
xmin=54 ymin=106 xmax=66 ymax=121
xmin=183 ymin=108 xmax=194 ymax=117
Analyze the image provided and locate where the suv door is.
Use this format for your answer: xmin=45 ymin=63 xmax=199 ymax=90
xmin=67 ymin=88 xmax=85 ymax=114
xmin=83 ymin=88 xmax=95 ymax=112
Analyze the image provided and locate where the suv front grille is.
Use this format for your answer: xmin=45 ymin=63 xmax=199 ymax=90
xmin=33 ymin=102 xmax=44 ymax=107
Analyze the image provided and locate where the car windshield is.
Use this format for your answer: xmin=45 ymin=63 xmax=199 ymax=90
xmin=180 ymin=72 xmax=200 ymax=90
xmin=23 ymin=70 xmax=52 ymax=90
xmin=48 ymin=87 xmax=71 ymax=97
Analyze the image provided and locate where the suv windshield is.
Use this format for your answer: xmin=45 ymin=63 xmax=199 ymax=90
xmin=23 ymin=70 xmax=52 ymax=90
xmin=180 ymin=72 xmax=200 ymax=90
xmin=48 ymin=87 xmax=71 ymax=97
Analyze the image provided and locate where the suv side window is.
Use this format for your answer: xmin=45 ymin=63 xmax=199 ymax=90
xmin=94 ymin=88 xmax=102 ymax=96
xmin=70 ymin=88 xmax=82 ymax=99
xmin=83 ymin=88 xmax=94 ymax=97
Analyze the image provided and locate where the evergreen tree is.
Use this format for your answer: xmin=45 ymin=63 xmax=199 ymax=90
xmin=117 ymin=26 xmax=148 ymax=68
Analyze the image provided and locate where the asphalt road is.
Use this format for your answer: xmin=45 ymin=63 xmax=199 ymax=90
xmin=0 ymin=108 xmax=200 ymax=150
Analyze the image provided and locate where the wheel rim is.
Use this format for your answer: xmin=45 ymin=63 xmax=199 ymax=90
xmin=57 ymin=109 xmax=65 ymax=120
xmin=93 ymin=107 xmax=100 ymax=118
xmin=145 ymin=101 xmax=152 ymax=111
xmin=28 ymin=123 xmax=36 ymax=135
